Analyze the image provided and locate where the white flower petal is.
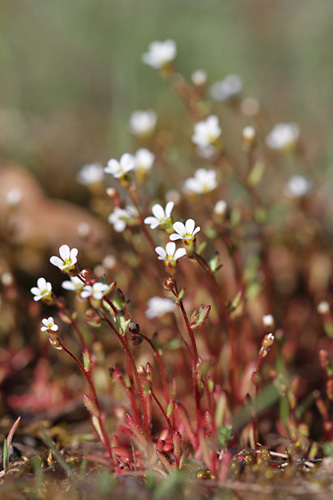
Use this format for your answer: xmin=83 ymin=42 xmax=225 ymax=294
xmin=173 ymin=221 xmax=185 ymax=236
xmin=185 ymin=219 xmax=195 ymax=235
xmin=59 ymin=245 xmax=70 ymax=261
xmin=169 ymin=233 xmax=182 ymax=241
xmin=174 ymin=248 xmax=187 ymax=260
xmin=155 ymin=246 xmax=166 ymax=258
xmin=165 ymin=201 xmax=174 ymax=218
xmin=152 ymin=204 xmax=165 ymax=220
xmin=165 ymin=241 xmax=176 ymax=256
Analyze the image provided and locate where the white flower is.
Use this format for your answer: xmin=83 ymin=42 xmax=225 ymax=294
xmin=283 ymin=175 xmax=312 ymax=198
xmin=81 ymin=282 xmax=110 ymax=300
xmin=108 ymin=205 xmax=139 ymax=232
xmin=266 ymin=123 xmax=300 ymax=150
xmin=211 ymin=74 xmax=243 ymax=101
xmin=183 ymin=168 xmax=217 ymax=194
xmin=31 ymin=277 xmax=52 ymax=302
xmin=142 ymin=40 xmax=177 ymax=69
xmin=104 ymin=154 xmax=135 ymax=179
xmin=129 ymin=110 xmax=157 ymax=137
xmin=62 ymin=276 xmax=85 ymax=293
xmin=3 ymin=188 xmax=22 ymax=207
xmin=170 ymin=219 xmax=201 ymax=241
xmin=191 ymin=70 xmax=207 ymax=87
xmin=155 ymin=241 xmax=186 ymax=263
xmin=214 ymin=200 xmax=227 ymax=216
xmin=134 ymin=148 xmax=155 ymax=172
xmin=145 ymin=297 xmax=176 ymax=319
xmin=41 ymin=317 xmax=58 ymax=333
xmin=50 ymin=245 xmax=78 ymax=272
xmin=144 ymin=202 xmax=174 ymax=229
xmin=192 ymin=115 xmax=222 ymax=149
xmin=77 ymin=163 xmax=104 ymax=186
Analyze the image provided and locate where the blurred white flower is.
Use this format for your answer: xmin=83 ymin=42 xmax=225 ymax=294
xmin=104 ymin=154 xmax=135 ymax=179
xmin=108 ymin=205 xmax=139 ymax=232
xmin=170 ymin=219 xmax=200 ymax=241
xmin=50 ymin=245 xmax=78 ymax=272
xmin=240 ymin=97 xmax=260 ymax=117
xmin=192 ymin=115 xmax=221 ymax=149
xmin=41 ymin=317 xmax=58 ymax=333
xmin=155 ymin=241 xmax=186 ymax=263
xmin=3 ymin=188 xmax=22 ymax=207
xmin=145 ymin=296 xmax=176 ymax=319
xmin=283 ymin=175 xmax=312 ymax=198
xmin=242 ymin=126 xmax=256 ymax=144
xmin=262 ymin=314 xmax=275 ymax=329
xmin=214 ymin=200 xmax=227 ymax=216
xmin=31 ymin=277 xmax=52 ymax=302
xmin=191 ymin=69 xmax=207 ymax=87
xmin=266 ymin=123 xmax=300 ymax=150
xmin=129 ymin=110 xmax=157 ymax=137
xmin=62 ymin=276 xmax=85 ymax=293
xmin=144 ymin=202 xmax=174 ymax=229
xmin=81 ymin=282 xmax=110 ymax=300
xmin=183 ymin=168 xmax=217 ymax=194
xmin=317 ymin=301 xmax=330 ymax=315
xmin=134 ymin=148 xmax=155 ymax=172
xmin=165 ymin=189 xmax=181 ymax=206
xmin=211 ymin=75 xmax=242 ymax=101
xmin=142 ymin=40 xmax=177 ymax=69
xmin=77 ymin=163 xmax=104 ymax=186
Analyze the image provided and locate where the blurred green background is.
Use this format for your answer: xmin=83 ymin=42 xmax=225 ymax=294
xmin=0 ymin=0 xmax=332 ymax=195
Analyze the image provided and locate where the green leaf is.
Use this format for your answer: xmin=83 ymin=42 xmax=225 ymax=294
xmin=116 ymin=311 xmax=130 ymax=335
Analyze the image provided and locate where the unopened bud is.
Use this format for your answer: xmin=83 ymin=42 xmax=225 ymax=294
xmin=129 ymin=322 xmax=140 ymax=334
xmin=163 ymin=277 xmax=175 ymax=291
xmin=262 ymin=333 xmax=275 ymax=349
xmin=80 ymin=269 xmax=94 ymax=280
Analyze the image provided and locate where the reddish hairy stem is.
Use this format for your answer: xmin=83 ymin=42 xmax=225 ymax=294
xmin=57 ymin=339 xmax=113 ymax=461
xmin=139 ymin=332 xmax=170 ymax=405
xmin=101 ymin=312 xmax=151 ymax=441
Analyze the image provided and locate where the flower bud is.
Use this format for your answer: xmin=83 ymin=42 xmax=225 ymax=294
xmin=129 ymin=322 xmax=140 ymax=334
xmin=80 ymin=269 xmax=94 ymax=281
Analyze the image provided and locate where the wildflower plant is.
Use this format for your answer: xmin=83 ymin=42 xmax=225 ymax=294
xmin=20 ymin=36 xmax=332 ymax=495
